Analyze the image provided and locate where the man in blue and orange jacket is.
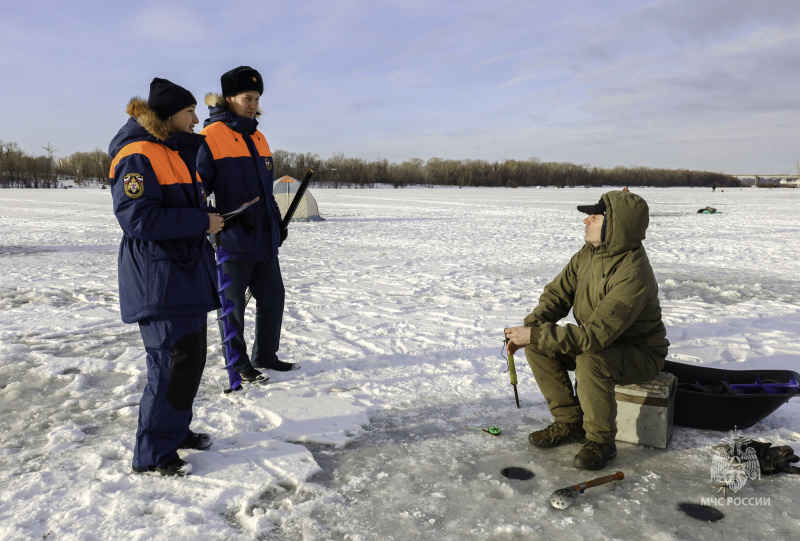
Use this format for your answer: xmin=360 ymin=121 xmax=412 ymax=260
xmin=197 ymin=66 xmax=297 ymax=384
xmin=108 ymin=78 xmax=223 ymax=476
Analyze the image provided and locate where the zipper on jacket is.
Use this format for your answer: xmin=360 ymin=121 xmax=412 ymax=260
xmin=241 ymin=132 xmax=272 ymax=235
xmin=576 ymin=248 xmax=594 ymax=322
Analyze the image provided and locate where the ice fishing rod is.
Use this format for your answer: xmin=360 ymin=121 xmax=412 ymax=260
xmin=504 ymin=336 xmax=520 ymax=408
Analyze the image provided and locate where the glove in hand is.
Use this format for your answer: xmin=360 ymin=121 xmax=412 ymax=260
xmin=222 ymin=212 xmax=255 ymax=236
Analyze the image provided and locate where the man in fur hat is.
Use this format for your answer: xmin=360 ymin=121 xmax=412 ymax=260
xmin=197 ymin=66 xmax=297 ymax=384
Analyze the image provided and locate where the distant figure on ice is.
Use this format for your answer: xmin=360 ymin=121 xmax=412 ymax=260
xmin=504 ymin=190 xmax=669 ymax=470
xmin=197 ymin=66 xmax=298 ymax=384
xmin=108 ymin=78 xmax=223 ymax=476
xmin=697 ymin=206 xmax=717 ymax=214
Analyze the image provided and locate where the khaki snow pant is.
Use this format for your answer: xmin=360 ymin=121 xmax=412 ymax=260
xmin=525 ymin=342 xmax=665 ymax=445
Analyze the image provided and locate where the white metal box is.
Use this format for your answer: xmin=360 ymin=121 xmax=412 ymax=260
xmin=614 ymin=372 xmax=677 ymax=449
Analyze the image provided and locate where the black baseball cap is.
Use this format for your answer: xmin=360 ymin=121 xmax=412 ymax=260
xmin=577 ymin=198 xmax=605 ymax=215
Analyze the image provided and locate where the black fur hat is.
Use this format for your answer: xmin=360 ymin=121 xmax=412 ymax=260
xmin=147 ymin=78 xmax=196 ymax=120
xmin=221 ymin=66 xmax=264 ymax=97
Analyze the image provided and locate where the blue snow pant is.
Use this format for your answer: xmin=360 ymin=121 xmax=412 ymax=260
xmin=217 ymin=258 xmax=285 ymax=373
xmin=133 ymin=313 xmax=207 ymax=469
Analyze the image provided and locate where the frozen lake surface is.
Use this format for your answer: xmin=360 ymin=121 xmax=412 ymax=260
xmin=1 ymin=186 xmax=798 ymax=539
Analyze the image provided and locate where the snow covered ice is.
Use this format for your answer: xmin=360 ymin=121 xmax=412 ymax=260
xmin=1 ymin=186 xmax=799 ymax=540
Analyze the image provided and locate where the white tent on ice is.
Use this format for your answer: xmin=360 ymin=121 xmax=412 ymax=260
xmin=272 ymin=175 xmax=324 ymax=222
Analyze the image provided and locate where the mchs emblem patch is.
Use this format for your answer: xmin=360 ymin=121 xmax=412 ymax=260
xmin=123 ymin=173 xmax=144 ymax=199
xmin=264 ymin=158 xmax=272 ymax=170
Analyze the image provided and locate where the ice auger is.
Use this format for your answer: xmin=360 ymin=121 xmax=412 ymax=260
xmin=213 ymin=231 xmax=243 ymax=393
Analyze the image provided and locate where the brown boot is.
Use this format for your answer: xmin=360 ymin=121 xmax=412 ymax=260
xmin=529 ymin=421 xmax=586 ymax=448
xmin=572 ymin=439 xmax=617 ymax=470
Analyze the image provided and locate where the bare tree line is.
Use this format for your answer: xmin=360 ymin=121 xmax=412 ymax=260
xmin=1 ymin=140 xmax=740 ymax=189
xmin=273 ymin=151 xmax=740 ymax=189
xmin=0 ymin=141 xmax=111 ymax=188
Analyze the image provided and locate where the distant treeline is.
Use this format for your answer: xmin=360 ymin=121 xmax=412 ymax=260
xmin=274 ymin=151 xmax=741 ymax=189
xmin=0 ymin=140 xmax=740 ymax=189
xmin=0 ymin=141 xmax=111 ymax=188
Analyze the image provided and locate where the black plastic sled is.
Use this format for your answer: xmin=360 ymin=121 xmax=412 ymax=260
xmin=662 ymin=360 xmax=800 ymax=430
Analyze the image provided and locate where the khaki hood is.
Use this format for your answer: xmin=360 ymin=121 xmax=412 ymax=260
xmin=596 ymin=190 xmax=649 ymax=257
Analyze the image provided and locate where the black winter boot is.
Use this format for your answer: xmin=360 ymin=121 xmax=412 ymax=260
xmin=239 ymin=367 xmax=268 ymax=383
xmin=259 ymin=359 xmax=300 ymax=372
xmin=180 ymin=431 xmax=212 ymax=450
xmin=133 ymin=456 xmax=192 ymax=477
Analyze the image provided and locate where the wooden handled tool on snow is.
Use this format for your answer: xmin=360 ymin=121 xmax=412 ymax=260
xmin=548 ymin=471 xmax=624 ymax=509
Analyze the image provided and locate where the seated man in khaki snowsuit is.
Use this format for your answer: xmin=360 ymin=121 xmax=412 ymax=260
xmin=505 ymin=190 xmax=669 ymax=470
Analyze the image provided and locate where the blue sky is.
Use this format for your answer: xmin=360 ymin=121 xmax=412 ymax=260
xmin=2 ymin=0 xmax=799 ymax=173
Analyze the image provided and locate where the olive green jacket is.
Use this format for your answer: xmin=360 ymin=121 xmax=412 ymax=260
xmin=524 ymin=190 xmax=669 ymax=357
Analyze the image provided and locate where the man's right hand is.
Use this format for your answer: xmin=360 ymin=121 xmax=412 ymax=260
xmin=504 ymin=326 xmax=532 ymax=355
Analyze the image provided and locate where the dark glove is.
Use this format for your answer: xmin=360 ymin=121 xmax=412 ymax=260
xmin=742 ymin=441 xmax=800 ymax=475
xmin=222 ymin=212 xmax=254 ymax=236
xmin=279 ymin=226 xmax=288 ymax=247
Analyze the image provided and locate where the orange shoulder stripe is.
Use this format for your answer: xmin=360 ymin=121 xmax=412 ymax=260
xmin=109 ymin=142 xmax=193 ymax=185
xmin=252 ymin=130 xmax=272 ymax=158
xmin=201 ymin=122 xmax=272 ymax=159
xmin=201 ymin=122 xmax=251 ymax=160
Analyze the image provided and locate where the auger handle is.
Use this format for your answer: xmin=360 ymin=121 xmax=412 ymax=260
xmin=280 ymin=168 xmax=314 ymax=230
xmin=573 ymin=471 xmax=624 ymax=491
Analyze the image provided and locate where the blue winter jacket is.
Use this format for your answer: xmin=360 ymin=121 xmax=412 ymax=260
xmin=197 ymin=94 xmax=281 ymax=262
xmin=108 ymin=98 xmax=220 ymax=324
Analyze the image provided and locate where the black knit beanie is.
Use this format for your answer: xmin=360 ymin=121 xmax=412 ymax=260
xmin=147 ymin=78 xmax=197 ymax=120
xmin=221 ymin=66 xmax=264 ymax=97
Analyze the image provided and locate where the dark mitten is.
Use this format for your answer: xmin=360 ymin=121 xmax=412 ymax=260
xmin=222 ymin=212 xmax=254 ymax=235
xmin=742 ymin=441 xmax=800 ymax=475
xmin=279 ymin=226 xmax=288 ymax=247
xmin=221 ymin=213 xmax=241 ymax=231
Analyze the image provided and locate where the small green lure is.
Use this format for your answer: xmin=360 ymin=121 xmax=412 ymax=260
xmin=465 ymin=425 xmax=502 ymax=436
